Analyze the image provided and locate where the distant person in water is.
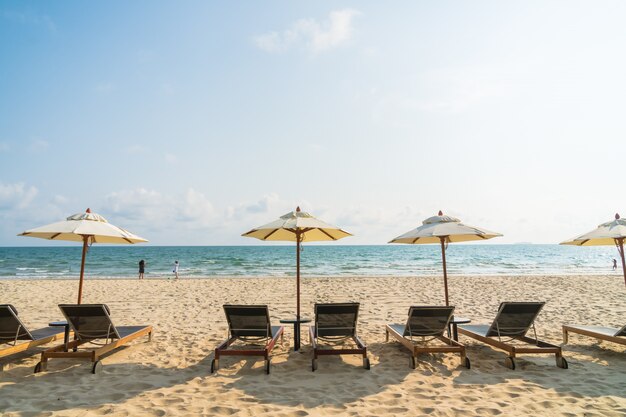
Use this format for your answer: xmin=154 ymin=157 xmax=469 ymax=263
xmin=138 ymin=259 xmax=146 ymax=279
xmin=173 ymin=260 xmax=180 ymax=279
xmin=613 ymin=259 xmax=618 ymax=270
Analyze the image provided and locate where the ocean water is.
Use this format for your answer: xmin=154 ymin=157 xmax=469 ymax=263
xmin=0 ymin=245 xmax=621 ymax=280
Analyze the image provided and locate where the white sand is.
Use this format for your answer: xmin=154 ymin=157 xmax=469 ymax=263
xmin=0 ymin=275 xmax=624 ymax=416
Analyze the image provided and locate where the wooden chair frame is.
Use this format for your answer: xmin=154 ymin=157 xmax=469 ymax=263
xmin=1 ymin=305 xmax=68 ymax=370
xmin=309 ymin=327 xmax=369 ymax=371
xmin=211 ymin=305 xmax=284 ymax=375
xmin=37 ymin=326 xmax=152 ymax=374
xmin=458 ymin=326 xmax=566 ymax=370
xmin=1 ymin=332 xmax=65 ymax=361
xmin=458 ymin=302 xmax=567 ymax=370
xmin=309 ymin=303 xmax=370 ymax=371
xmin=386 ymin=324 xmax=470 ymax=369
xmin=212 ymin=327 xmax=284 ymax=375
xmin=35 ymin=304 xmax=153 ymax=374
xmin=563 ymin=325 xmax=626 ymax=346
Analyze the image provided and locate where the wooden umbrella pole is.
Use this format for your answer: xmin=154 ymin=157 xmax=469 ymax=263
xmin=296 ymin=232 xmax=301 ymax=322
xmin=618 ymin=238 xmax=626 ymax=288
xmin=77 ymin=235 xmax=89 ymax=304
xmin=440 ymin=237 xmax=450 ymax=306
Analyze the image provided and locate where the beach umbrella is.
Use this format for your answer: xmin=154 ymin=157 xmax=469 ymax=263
xmin=18 ymin=208 xmax=147 ymax=304
xmin=389 ymin=210 xmax=502 ymax=306
xmin=242 ymin=207 xmax=352 ymax=343
xmin=560 ymin=213 xmax=626 ymax=288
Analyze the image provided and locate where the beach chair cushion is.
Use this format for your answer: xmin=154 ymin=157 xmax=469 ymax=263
xmin=59 ymin=304 xmax=121 ymax=341
xmin=403 ymin=306 xmax=455 ymax=337
xmin=485 ymin=302 xmax=544 ymax=338
xmin=314 ymin=303 xmax=359 ymax=338
xmin=459 ymin=324 xmax=490 ymax=337
xmin=0 ymin=304 xmax=34 ymax=342
xmin=224 ymin=305 xmax=273 ymax=339
xmin=567 ymin=324 xmax=626 ymax=338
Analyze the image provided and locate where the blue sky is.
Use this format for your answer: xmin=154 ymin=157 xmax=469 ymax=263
xmin=1 ymin=1 xmax=624 ymax=245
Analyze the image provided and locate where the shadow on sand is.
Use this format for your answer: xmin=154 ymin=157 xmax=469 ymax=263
xmin=0 ymin=338 xmax=624 ymax=415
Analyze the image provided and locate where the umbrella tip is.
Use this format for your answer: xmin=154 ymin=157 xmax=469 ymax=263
xmin=86 ymin=208 xmax=91 ymax=213
xmin=438 ymin=210 xmax=443 ymax=216
xmin=296 ymin=206 xmax=301 ymax=212
xmin=616 ymin=213 xmax=621 ymax=220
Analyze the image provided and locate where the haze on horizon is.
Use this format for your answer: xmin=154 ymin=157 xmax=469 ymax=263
xmin=1 ymin=1 xmax=624 ymax=246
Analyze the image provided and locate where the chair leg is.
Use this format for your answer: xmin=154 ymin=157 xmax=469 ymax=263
xmin=562 ymin=328 xmax=569 ymax=344
xmin=556 ymin=352 xmax=568 ymax=369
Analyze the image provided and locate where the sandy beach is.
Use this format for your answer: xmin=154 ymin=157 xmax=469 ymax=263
xmin=0 ymin=275 xmax=624 ymax=416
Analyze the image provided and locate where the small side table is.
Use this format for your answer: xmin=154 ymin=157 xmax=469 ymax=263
xmin=279 ymin=318 xmax=311 ymax=352
xmin=49 ymin=321 xmax=70 ymax=351
xmin=448 ymin=317 xmax=471 ymax=342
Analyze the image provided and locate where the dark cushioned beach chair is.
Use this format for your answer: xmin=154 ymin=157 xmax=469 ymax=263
xmin=458 ymin=302 xmax=567 ymax=370
xmin=309 ymin=303 xmax=370 ymax=371
xmin=385 ymin=306 xmax=470 ymax=369
xmin=0 ymin=304 xmax=66 ymax=370
xmin=35 ymin=304 xmax=153 ymax=374
xmin=211 ymin=305 xmax=284 ymax=375
xmin=563 ymin=324 xmax=626 ymax=347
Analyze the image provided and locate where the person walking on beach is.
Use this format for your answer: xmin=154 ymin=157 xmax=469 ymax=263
xmin=173 ymin=260 xmax=180 ymax=280
xmin=138 ymin=259 xmax=146 ymax=279
xmin=613 ymin=259 xmax=618 ymax=270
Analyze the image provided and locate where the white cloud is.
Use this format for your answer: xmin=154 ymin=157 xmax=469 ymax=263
xmin=28 ymin=140 xmax=49 ymax=153
xmin=51 ymin=195 xmax=68 ymax=206
xmin=179 ymin=188 xmax=215 ymax=226
xmin=369 ymin=63 xmax=524 ymax=127
xmin=225 ymin=193 xmax=291 ymax=221
xmin=104 ymin=187 xmax=217 ymax=229
xmin=0 ymin=182 xmax=38 ymax=210
xmin=253 ymin=9 xmax=360 ymax=54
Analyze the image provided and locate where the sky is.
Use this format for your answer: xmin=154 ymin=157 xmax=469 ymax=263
xmin=0 ymin=1 xmax=625 ymax=246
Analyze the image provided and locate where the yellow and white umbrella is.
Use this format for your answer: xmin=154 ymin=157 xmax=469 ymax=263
xmin=19 ymin=208 xmax=147 ymax=303
xmin=560 ymin=213 xmax=626 ymax=288
xmin=389 ymin=211 xmax=502 ymax=305
xmin=242 ymin=207 xmax=351 ymax=350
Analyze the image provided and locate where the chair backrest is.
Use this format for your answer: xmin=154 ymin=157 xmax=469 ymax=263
xmin=486 ymin=302 xmax=545 ymax=338
xmin=615 ymin=324 xmax=626 ymax=337
xmin=315 ymin=303 xmax=359 ymax=338
xmin=223 ymin=305 xmax=272 ymax=339
xmin=403 ymin=306 xmax=455 ymax=337
xmin=0 ymin=304 xmax=34 ymax=343
xmin=59 ymin=304 xmax=120 ymax=341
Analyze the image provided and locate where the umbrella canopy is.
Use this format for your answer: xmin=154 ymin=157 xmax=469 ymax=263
xmin=242 ymin=208 xmax=352 ymax=242
xmin=389 ymin=211 xmax=502 ymax=305
xmin=560 ymin=213 xmax=626 ymax=287
xmin=242 ymin=207 xmax=351 ymax=350
xmin=19 ymin=208 xmax=147 ymax=303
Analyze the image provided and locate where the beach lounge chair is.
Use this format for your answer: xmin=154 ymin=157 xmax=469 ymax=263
xmin=0 ymin=304 xmax=67 ymax=370
xmin=34 ymin=304 xmax=153 ymax=374
xmin=211 ymin=305 xmax=284 ymax=375
xmin=563 ymin=324 xmax=626 ymax=347
xmin=458 ymin=302 xmax=567 ymax=370
xmin=309 ymin=302 xmax=370 ymax=371
xmin=385 ymin=306 xmax=470 ymax=369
